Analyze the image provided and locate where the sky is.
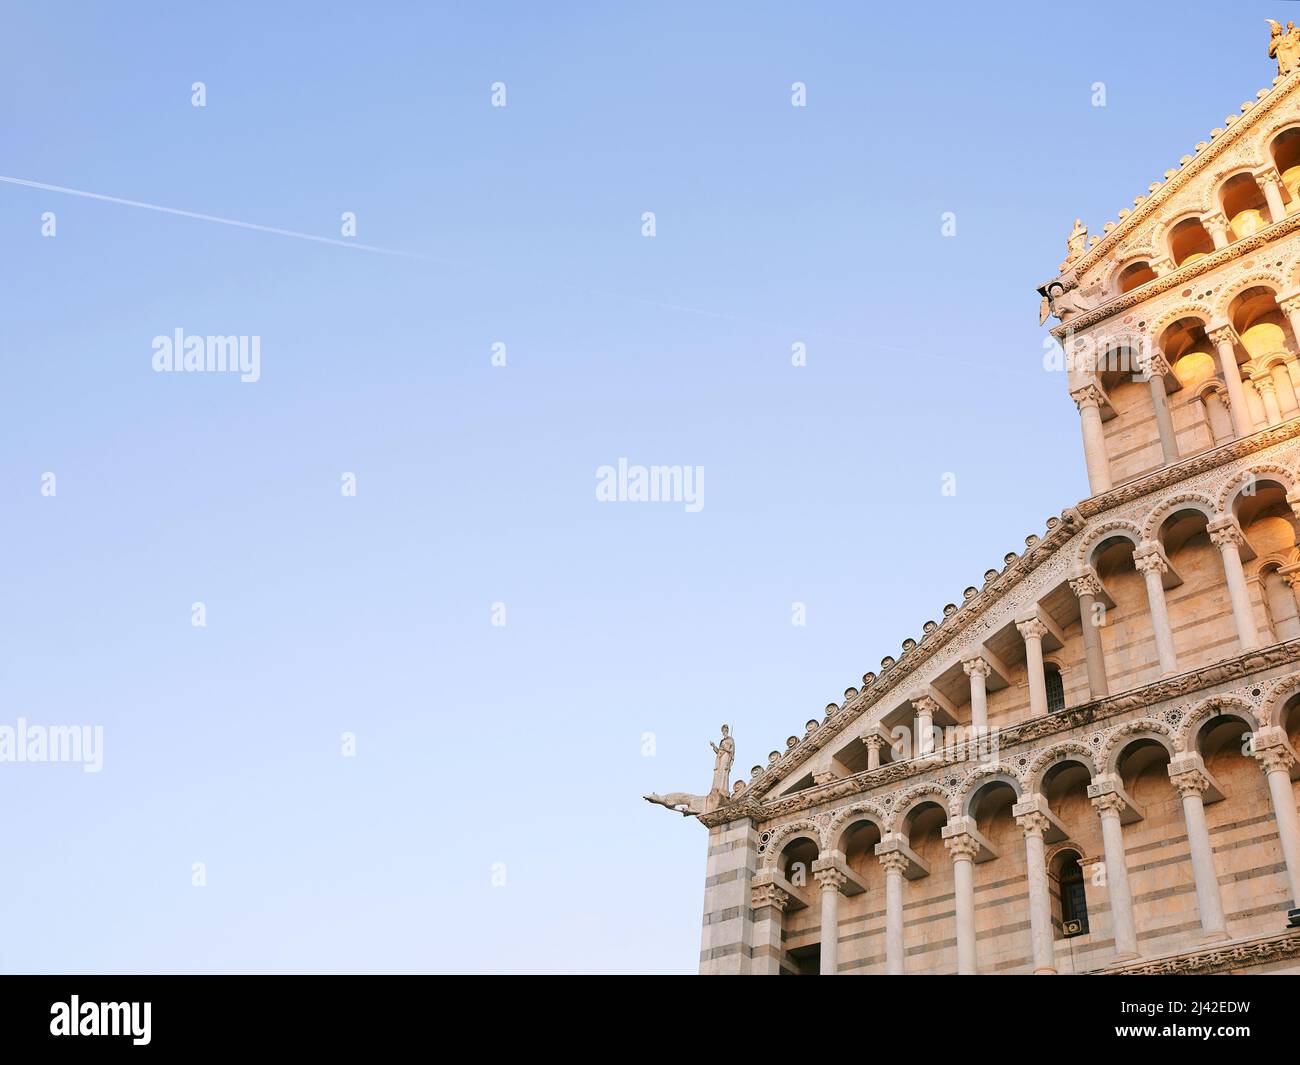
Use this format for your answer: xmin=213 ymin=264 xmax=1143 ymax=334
xmin=0 ymin=2 xmax=1291 ymax=973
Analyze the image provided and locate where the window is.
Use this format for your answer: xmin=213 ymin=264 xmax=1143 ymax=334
xmin=1045 ymin=667 xmax=1066 ymax=713
xmin=1059 ymin=855 xmax=1089 ymax=936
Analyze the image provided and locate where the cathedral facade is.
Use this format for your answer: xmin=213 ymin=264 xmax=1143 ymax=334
xmin=673 ymin=27 xmax=1300 ymax=975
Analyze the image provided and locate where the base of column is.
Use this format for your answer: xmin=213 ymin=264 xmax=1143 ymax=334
xmin=1198 ymin=930 xmax=1231 ymax=944
xmin=1033 ymin=965 xmax=1058 ymax=975
xmin=1113 ymin=950 xmax=1140 ymax=962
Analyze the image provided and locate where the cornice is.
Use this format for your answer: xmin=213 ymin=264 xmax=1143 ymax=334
xmin=698 ymin=639 xmax=1300 ymax=828
xmin=1101 ymin=929 xmax=1300 ymax=976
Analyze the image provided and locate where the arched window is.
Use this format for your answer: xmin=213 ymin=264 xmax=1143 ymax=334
xmin=1059 ymin=854 xmax=1089 ymax=936
xmin=1045 ymin=665 xmax=1066 ymax=714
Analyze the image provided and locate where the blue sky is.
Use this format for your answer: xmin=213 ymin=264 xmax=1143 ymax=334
xmin=0 ymin=2 xmax=1288 ymax=972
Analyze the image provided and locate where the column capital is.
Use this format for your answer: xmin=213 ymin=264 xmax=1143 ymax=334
xmin=1070 ymin=383 xmax=1104 ymax=411
xmin=1144 ymin=351 xmax=1173 ymax=378
xmin=862 ymin=734 xmax=883 ymax=752
xmin=1207 ymin=323 xmax=1238 ymax=348
xmin=962 ymin=657 xmax=992 ymax=679
xmin=1257 ymin=167 xmax=1285 ymax=192
xmin=1280 ymin=294 xmax=1300 ymax=317
xmin=1016 ymin=616 xmax=1049 ymax=641
xmin=912 ymin=694 xmax=940 ymax=715
xmin=1251 ymin=727 xmax=1297 ymax=774
xmin=944 ymin=831 xmax=981 ymax=862
xmin=1133 ymin=544 xmax=1168 ymax=576
xmin=1069 ymin=571 xmax=1103 ymax=598
xmin=751 ymin=881 xmax=789 ymax=912
xmin=1015 ymin=809 xmax=1052 ymax=838
xmin=1206 ymin=517 xmax=1247 ymax=550
xmin=878 ymin=850 xmax=909 ymax=876
xmin=1252 ymin=372 xmax=1278 ymax=394
xmin=812 ymin=863 xmax=848 ymax=893
xmin=1086 ymin=790 xmax=1128 ymax=816
xmin=1168 ymin=760 xmax=1212 ymax=798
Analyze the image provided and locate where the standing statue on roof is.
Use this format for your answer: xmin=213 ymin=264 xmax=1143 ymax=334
xmin=709 ymin=724 xmax=735 ymax=798
xmin=1268 ymin=19 xmax=1300 ymax=77
xmin=1065 ymin=218 xmax=1088 ymax=262
xmin=644 ymin=724 xmax=735 ymax=817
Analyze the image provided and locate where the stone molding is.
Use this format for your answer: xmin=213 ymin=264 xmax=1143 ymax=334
xmin=1101 ymin=930 xmax=1300 ymax=976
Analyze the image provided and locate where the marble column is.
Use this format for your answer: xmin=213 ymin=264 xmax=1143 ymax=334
xmin=1207 ymin=519 xmax=1260 ymax=651
xmin=1069 ymin=573 xmax=1110 ymax=699
xmin=812 ymin=862 xmax=846 ymax=975
xmin=914 ymin=696 xmax=937 ymax=758
xmin=1091 ymin=790 xmax=1140 ymax=960
xmin=749 ymin=878 xmax=788 ymax=975
xmin=1168 ymin=759 xmax=1229 ymax=942
xmin=1208 ymin=326 xmax=1254 ymax=438
xmin=1017 ymin=617 xmax=1050 ymax=716
xmin=1254 ymin=373 xmax=1283 ymax=426
xmin=1016 ymin=808 xmax=1057 ymax=974
xmin=963 ymin=657 xmax=991 ymax=731
xmin=863 ymin=734 xmax=882 ymax=771
xmin=1205 ymin=212 xmax=1231 ymax=249
xmin=878 ymin=851 xmax=908 ymax=975
xmin=944 ymin=831 xmax=981 ymax=974
xmin=1071 ymin=384 xmax=1112 ymax=496
xmin=1252 ymin=728 xmax=1300 ymax=908
xmin=1261 ymin=169 xmax=1287 ymax=224
xmin=1146 ymin=353 xmax=1180 ymax=465
xmin=1134 ymin=544 xmax=1178 ymax=676
xmin=1281 ymin=297 xmax=1300 ymax=354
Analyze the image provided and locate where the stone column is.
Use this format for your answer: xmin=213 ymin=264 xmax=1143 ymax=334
xmin=1205 ymin=212 xmax=1231 ymax=249
xmin=863 ymin=734 xmax=882 ymax=771
xmin=1203 ymin=387 xmax=1233 ymax=443
xmin=1071 ymin=385 xmax=1112 ymax=495
xmin=963 ymin=657 xmax=991 ymax=731
xmin=1134 ymin=544 xmax=1178 ymax=676
xmin=878 ymin=851 xmax=909 ymax=975
xmin=913 ymin=696 xmax=937 ymax=758
xmin=1261 ymin=169 xmax=1288 ymax=223
xmin=1281 ymin=296 xmax=1300 ymax=354
xmin=1208 ymin=325 xmax=1254 ymax=438
xmin=1168 ymin=759 xmax=1229 ymax=942
xmin=1252 ymin=728 xmax=1300 ymax=908
xmin=1207 ymin=519 xmax=1260 ymax=651
xmin=1090 ymin=789 xmax=1140 ymax=960
xmin=748 ymin=877 xmax=788 ymax=975
xmin=812 ymin=861 xmax=847 ymax=975
xmin=944 ymin=831 xmax=981 ymax=974
xmin=1069 ymin=573 xmax=1110 ymax=699
xmin=1015 ymin=807 xmax=1057 ymax=974
xmin=1254 ymin=372 xmax=1284 ymax=425
xmin=1146 ymin=353 xmax=1180 ymax=465
xmin=1016 ymin=617 xmax=1050 ymax=716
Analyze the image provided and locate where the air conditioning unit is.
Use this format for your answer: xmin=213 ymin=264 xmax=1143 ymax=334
xmin=1062 ymin=919 xmax=1084 ymax=937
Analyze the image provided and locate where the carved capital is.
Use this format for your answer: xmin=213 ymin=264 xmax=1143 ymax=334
xmin=1133 ymin=547 xmax=1168 ymax=576
xmin=1091 ymin=791 xmax=1127 ymax=817
xmin=912 ymin=695 xmax=940 ymax=716
xmin=1253 ymin=373 xmax=1278 ymax=395
xmin=878 ymin=851 xmax=909 ymax=876
xmin=1016 ymin=617 xmax=1049 ymax=642
xmin=1169 ymin=764 xmax=1211 ymax=798
xmin=1071 ymin=384 xmax=1104 ymax=412
xmin=751 ymin=882 xmax=790 ymax=912
xmin=813 ymin=866 xmax=847 ymax=892
xmin=1069 ymin=572 xmax=1103 ymax=598
xmin=963 ymin=657 xmax=992 ymax=679
xmin=1016 ymin=810 xmax=1052 ymax=838
xmin=1252 ymin=730 xmax=1297 ymax=775
xmin=1207 ymin=518 xmax=1246 ymax=550
xmin=1280 ymin=295 xmax=1300 ymax=317
xmin=1258 ymin=168 xmax=1284 ymax=192
xmin=1207 ymin=325 xmax=1238 ymax=349
xmin=862 ymin=735 xmax=883 ymax=752
xmin=944 ymin=832 xmax=981 ymax=862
